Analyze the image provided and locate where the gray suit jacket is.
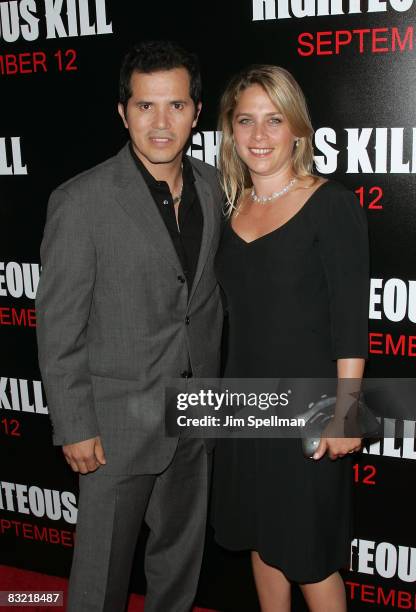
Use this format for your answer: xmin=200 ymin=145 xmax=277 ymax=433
xmin=36 ymin=143 xmax=224 ymax=475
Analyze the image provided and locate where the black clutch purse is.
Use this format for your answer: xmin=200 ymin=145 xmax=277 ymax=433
xmin=299 ymin=394 xmax=381 ymax=458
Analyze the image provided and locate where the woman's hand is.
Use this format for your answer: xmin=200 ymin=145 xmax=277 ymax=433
xmin=312 ymin=419 xmax=362 ymax=460
xmin=311 ymin=356 xmax=365 ymax=459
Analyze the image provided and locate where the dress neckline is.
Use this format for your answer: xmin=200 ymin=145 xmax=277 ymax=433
xmin=230 ymin=180 xmax=330 ymax=246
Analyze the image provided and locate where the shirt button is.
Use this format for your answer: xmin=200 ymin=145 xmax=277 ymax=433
xmin=185 ymin=316 xmax=190 ymax=325
xmin=177 ymin=275 xmax=186 ymax=284
xmin=163 ymin=199 xmax=169 ymax=206
xmin=180 ymin=370 xmax=193 ymax=378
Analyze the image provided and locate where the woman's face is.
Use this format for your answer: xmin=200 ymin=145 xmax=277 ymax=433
xmin=232 ymin=84 xmax=297 ymax=179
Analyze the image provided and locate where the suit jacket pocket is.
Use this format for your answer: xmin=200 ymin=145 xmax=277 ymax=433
xmin=91 ymin=374 xmax=166 ymax=435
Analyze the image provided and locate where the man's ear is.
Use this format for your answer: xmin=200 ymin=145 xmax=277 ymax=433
xmin=118 ymin=103 xmax=128 ymax=129
xmin=192 ymin=102 xmax=202 ymax=129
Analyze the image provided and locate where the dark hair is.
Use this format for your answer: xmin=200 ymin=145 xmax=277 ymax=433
xmin=119 ymin=40 xmax=202 ymax=110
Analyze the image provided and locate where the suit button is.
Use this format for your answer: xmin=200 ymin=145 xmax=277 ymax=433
xmin=177 ymin=275 xmax=185 ymax=284
xmin=180 ymin=370 xmax=193 ymax=378
xmin=185 ymin=316 xmax=190 ymax=325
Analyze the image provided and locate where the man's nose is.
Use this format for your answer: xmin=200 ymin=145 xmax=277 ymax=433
xmin=153 ymin=107 xmax=170 ymax=130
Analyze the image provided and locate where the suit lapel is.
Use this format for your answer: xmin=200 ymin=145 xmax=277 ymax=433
xmin=114 ymin=144 xmax=183 ymax=273
xmin=188 ymin=168 xmax=216 ymax=306
xmin=113 ymin=144 xmax=216 ymax=299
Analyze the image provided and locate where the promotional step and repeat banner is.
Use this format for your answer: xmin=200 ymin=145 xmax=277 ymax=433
xmin=1 ymin=1 xmax=415 ymax=610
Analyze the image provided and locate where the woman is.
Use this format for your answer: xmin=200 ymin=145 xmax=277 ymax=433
xmin=211 ymin=65 xmax=369 ymax=611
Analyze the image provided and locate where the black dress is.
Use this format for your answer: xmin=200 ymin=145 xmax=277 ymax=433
xmin=211 ymin=180 xmax=369 ymax=583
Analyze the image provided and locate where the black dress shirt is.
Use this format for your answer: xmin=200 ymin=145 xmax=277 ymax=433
xmin=129 ymin=143 xmax=203 ymax=290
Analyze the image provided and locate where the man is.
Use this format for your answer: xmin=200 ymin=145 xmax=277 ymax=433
xmin=36 ymin=40 xmax=223 ymax=612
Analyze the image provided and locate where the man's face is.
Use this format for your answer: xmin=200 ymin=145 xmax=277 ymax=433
xmin=118 ymin=67 xmax=201 ymax=168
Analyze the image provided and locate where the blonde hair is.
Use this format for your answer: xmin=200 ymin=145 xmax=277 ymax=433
xmin=218 ymin=65 xmax=316 ymax=213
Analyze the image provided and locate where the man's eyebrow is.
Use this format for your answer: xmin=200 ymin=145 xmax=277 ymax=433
xmin=134 ymin=99 xmax=190 ymax=104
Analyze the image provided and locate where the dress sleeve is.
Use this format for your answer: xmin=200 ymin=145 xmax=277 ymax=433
xmin=314 ymin=184 xmax=369 ymax=360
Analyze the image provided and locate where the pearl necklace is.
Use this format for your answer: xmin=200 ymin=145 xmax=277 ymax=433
xmin=250 ymin=177 xmax=297 ymax=204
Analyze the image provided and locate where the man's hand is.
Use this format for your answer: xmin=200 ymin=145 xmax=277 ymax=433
xmin=62 ymin=436 xmax=106 ymax=474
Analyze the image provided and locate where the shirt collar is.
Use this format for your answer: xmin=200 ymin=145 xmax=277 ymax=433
xmin=129 ymin=142 xmax=195 ymax=190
